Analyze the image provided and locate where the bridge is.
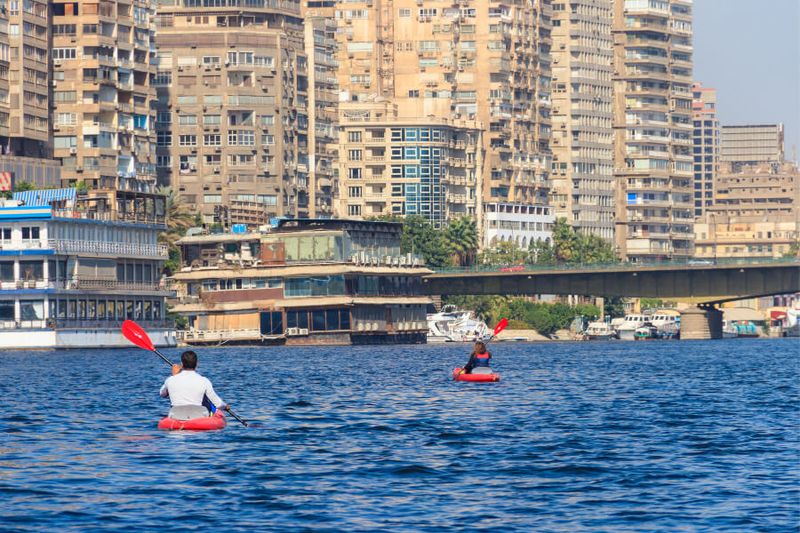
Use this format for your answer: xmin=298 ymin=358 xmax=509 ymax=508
xmin=421 ymin=259 xmax=800 ymax=339
xmin=422 ymin=259 xmax=800 ymax=303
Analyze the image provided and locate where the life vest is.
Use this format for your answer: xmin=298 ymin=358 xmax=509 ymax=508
xmin=473 ymin=351 xmax=491 ymax=367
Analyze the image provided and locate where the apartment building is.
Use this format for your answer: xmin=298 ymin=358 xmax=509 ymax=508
xmin=153 ymin=0 xmax=312 ymax=226
xmin=337 ymin=101 xmax=483 ymax=228
xmin=303 ymin=5 xmax=338 ymax=218
xmin=710 ymin=162 xmax=799 ymax=219
xmin=550 ymin=0 xmax=614 ymax=241
xmin=691 ymin=81 xmax=718 ymax=216
xmin=694 ymin=215 xmax=798 ymax=260
xmin=334 ymin=0 xmax=553 ymax=225
xmin=612 ymin=0 xmax=694 ymax=262
xmin=1 ymin=0 xmax=49 ymax=157
xmin=721 ymin=124 xmax=785 ymax=172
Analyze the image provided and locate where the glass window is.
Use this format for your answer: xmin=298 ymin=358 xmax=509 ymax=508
xmin=312 ymin=310 xmax=326 ymax=331
xmin=0 ymin=301 xmax=14 ymax=320
xmin=19 ymin=300 xmax=44 ymax=320
xmin=19 ymin=261 xmax=43 ymax=280
xmin=0 ymin=262 xmax=13 ymax=281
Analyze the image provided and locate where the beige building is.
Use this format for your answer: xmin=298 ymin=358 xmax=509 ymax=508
xmin=337 ymin=101 xmax=483 ymax=227
xmin=721 ymin=124 xmax=785 ymax=172
xmin=694 ymin=215 xmax=798 ymax=260
xmin=303 ymin=7 xmax=338 ymax=218
xmin=51 ymin=0 xmax=157 ymax=201
xmin=695 ymin=162 xmax=799 ymax=260
xmin=612 ymin=0 xmax=695 ymax=262
xmin=153 ymin=0 xmax=314 ymax=226
xmin=710 ymin=162 xmax=799 ymax=219
xmin=692 ymin=81 xmax=718 ymax=216
xmin=550 ymin=0 xmax=615 ymax=241
xmin=334 ymin=0 xmax=553 ymax=225
xmin=0 ymin=0 xmax=49 ymax=157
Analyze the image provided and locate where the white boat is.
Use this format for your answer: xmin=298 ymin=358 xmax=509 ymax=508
xmin=785 ymin=306 xmax=800 ymax=337
xmin=585 ymin=321 xmax=615 ymax=340
xmin=427 ymin=305 xmax=491 ymax=343
xmin=650 ymin=311 xmax=681 ymax=339
xmin=616 ymin=314 xmax=650 ymax=341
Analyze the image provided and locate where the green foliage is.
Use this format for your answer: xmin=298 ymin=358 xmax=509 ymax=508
xmin=156 ymin=186 xmax=195 ymax=275
xmin=445 ymin=216 xmax=478 ymax=266
xmin=13 ymin=181 xmax=35 ymax=192
xmin=74 ymin=180 xmax=89 ymax=194
xmin=399 ymin=215 xmax=452 ymax=268
xmin=163 ymin=246 xmax=181 ymax=276
xmin=785 ymin=241 xmax=800 ymax=258
xmin=478 ymin=240 xmax=528 ymax=265
xmin=639 ymin=298 xmax=663 ymax=311
xmin=603 ymin=297 xmax=627 ymax=318
xmin=443 ymin=295 xmax=600 ymax=337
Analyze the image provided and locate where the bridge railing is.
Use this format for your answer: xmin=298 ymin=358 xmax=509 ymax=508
xmin=430 ymin=256 xmax=800 ymax=274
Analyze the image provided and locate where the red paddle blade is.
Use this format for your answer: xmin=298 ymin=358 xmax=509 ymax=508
xmin=493 ymin=318 xmax=509 ymax=336
xmin=122 ymin=320 xmax=155 ymax=351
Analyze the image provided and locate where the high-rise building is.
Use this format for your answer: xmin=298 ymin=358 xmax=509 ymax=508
xmin=336 ymin=101 xmax=483 ymax=226
xmin=550 ymin=0 xmax=614 ymax=240
xmin=153 ymin=0 xmax=312 ymax=226
xmin=51 ymin=1 xmax=156 ymax=184
xmin=1 ymin=0 xmax=49 ymax=157
xmin=721 ymin=124 xmax=785 ymax=172
xmin=691 ymin=82 xmax=718 ymax=216
xmin=612 ymin=0 xmax=694 ymax=262
xmin=334 ymin=0 xmax=553 ymax=228
xmin=303 ymin=4 xmax=339 ymax=218
xmin=710 ymin=162 xmax=798 ymax=219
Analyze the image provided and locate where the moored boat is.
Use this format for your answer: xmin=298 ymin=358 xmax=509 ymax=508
xmin=585 ymin=321 xmax=615 ymax=340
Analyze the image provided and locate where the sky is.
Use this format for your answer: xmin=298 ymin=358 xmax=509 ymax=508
xmin=693 ymin=0 xmax=800 ymax=161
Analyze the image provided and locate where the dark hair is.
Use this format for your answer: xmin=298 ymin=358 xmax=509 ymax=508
xmin=181 ymin=350 xmax=198 ymax=369
xmin=473 ymin=341 xmax=487 ymax=354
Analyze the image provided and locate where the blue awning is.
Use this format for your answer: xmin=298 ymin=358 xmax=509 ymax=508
xmin=13 ymin=188 xmax=76 ymax=207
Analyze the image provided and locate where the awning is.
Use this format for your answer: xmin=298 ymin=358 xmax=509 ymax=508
xmin=14 ymin=188 xmax=76 ymax=206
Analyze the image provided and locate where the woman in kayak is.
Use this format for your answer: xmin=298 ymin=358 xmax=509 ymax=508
xmin=462 ymin=341 xmax=491 ymax=374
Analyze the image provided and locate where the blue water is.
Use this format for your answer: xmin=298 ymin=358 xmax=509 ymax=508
xmin=1 ymin=339 xmax=798 ymax=532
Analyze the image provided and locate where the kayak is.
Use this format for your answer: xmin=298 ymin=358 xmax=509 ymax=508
xmin=157 ymin=411 xmax=227 ymax=431
xmin=453 ymin=368 xmax=501 ymax=383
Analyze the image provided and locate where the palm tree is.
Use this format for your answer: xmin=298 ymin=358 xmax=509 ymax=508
xmin=156 ymin=186 xmax=195 ymax=247
xmin=446 ymin=216 xmax=479 ymax=266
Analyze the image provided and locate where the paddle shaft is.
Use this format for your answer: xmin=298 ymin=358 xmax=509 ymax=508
xmin=155 ymin=348 xmax=248 ymax=427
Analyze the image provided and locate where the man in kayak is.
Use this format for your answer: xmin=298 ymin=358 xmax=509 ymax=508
xmin=159 ymin=350 xmax=228 ymax=420
xmin=462 ymin=341 xmax=491 ymax=374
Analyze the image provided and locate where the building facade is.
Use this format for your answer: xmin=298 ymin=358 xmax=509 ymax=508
xmin=0 ymin=189 xmax=174 ymax=349
xmin=694 ymin=215 xmax=798 ymax=260
xmin=153 ymin=0 xmax=314 ymax=226
xmin=483 ymin=202 xmax=554 ymax=248
xmin=171 ymin=219 xmax=432 ymax=346
xmin=720 ymin=124 xmax=785 ymax=172
xmin=691 ymin=81 xmax=718 ymax=216
xmin=612 ymin=0 xmax=694 ymax=262
xmin=1 ymin=0 xmax=49 ymax=157
xmin=710 ymin=162 xmax=799 ymax=218
xmin=51 ymin=0 xmax=158 ymax=193
xmin=302 ymin=7 xmax=338 ymax=218
xmin=333 ymin=0 xmax=553 ymax=222
xmin=336 ymin=101 xmax=483 ymax=228
xmin=550 ymin=0 xmax=615 ymax=240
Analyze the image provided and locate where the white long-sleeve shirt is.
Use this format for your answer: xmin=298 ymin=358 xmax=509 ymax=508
xmin=159 ymin=370 xmax=225 ymax=409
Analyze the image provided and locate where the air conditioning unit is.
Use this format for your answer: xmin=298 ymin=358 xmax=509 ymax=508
xmin=69 ymin=148 xmax=77 ymax=154
xmin=298 ymin=328 xmax=309 ymax=335
xmin=286 ymin=327 xmax=300 ymax=336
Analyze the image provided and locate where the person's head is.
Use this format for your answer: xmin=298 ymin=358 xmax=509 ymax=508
xmin=474 ymin=341 xmax=486 ymax=354
xmin=180 ymin=350 xmax=198 ymax=370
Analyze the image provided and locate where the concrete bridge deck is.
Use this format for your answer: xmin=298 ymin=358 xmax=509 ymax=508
xmin=422 ymin=259 xmax=800 ymax=304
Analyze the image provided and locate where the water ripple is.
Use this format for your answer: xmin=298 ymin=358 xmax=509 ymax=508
xmin=0 ymin=339 xmax=798 ymax=531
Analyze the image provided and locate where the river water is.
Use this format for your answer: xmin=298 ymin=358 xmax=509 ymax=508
xmin=1 ymin=339 xmax=798 ymax=531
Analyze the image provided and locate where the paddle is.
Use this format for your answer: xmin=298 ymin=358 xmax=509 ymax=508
xmin=122 ymin=320 xmax=249 ymax=427
xmin=458 ymin=318 xmax=509 ymax=376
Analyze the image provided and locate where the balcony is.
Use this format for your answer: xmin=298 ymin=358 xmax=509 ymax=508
xmin=48 ymin=239 xmax=168 ymax=258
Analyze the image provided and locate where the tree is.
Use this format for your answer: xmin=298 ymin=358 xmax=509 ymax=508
xmin=157 ymin=186 xmax=196 ymax=275
xmin=399 ymin=215 xmax=451 ymax=268
xmin=529 ymin=238 xmax=555 ymax=265
xmin=445 ymin=216 xmax=479 ymax=266
xmin=478 ymin=241 xmax=528 ymax=265
xmin=784 ymin=241 xmax=800 ymax=258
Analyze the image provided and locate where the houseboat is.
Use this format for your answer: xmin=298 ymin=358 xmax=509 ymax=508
xmin=170 ymin=219 xmax=433 ymax=346
xmin=0 ymin=188 xmax=175 ymax=349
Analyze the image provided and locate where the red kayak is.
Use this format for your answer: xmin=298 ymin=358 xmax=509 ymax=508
xmin=158 ymin=411 xmax=227 ymax=431
xmin=453 ymin=368 xmax=501 ymax=383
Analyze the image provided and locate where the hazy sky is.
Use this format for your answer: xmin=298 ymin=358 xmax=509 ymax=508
xmin=693 ymin=0 xmax=800 ymax=160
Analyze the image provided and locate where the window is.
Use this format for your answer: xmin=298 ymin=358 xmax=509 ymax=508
xmin=157 ymin=132 xmax=172 ymax=146
xmin=204 ymin=134 xmax=221 ymax=146
xmin=178 ymin=134 xmax=197 ymax=147
xmin=259 ymin=115 xmax=274 ymax=126
xmin=202 ymin=56 xmax=220 ymax=65
xmin=261 ymin=134 xmax=275 ymax=145
xmin=399 ymin=8 xmax=411 ymax=17
xmin=0 ymin=261 xmax=13 ymax=282
xmin=52 ymin=48 xmax=77 ymax=60
xmin=349 ymin=187 xmax=362 ymax=198
xmin=348 ymin=205 xmax=361 ymax=216
xmin=203 ymin=194 xmax=222 ymax=203
xmin=156 ymin=155 xmax=172 ymax=167
xmin=55 ymin=113 xmax=77 ymax=126
xmin=348 ymin=168 xmax=362 ymax=180
xmin=348 ymin=131 xmax=362 ymax=142
xmin=203 ymin=114 xmax=221 ymax=125
xmin=408 ymin=89 xmax=420 ymax=98
xmin=157 ymin=111 xmax=172 ymax=124
xmin=260 ymin=311 xmax=283 ymax=335
xmin=349 ymin=149 xmax=362 ymax=161
xmin=178 ymin=114 xmax=197 ymax=126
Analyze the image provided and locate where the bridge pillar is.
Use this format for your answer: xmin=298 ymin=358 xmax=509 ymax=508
xmin=680 ymin=305 xmax=723 ymax=340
